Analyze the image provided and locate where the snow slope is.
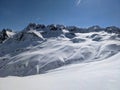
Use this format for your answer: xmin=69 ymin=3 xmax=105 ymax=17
xmin=0 ymin=24 xmax=120 ymax=77
xmin=0 ymin=52 xmax=120 ymax=90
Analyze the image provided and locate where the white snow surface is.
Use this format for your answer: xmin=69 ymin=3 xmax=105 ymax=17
xmin=0 ymin=52 xmax=120 ymax=90
xmin=6 ymin=31 xmax=15 ymax=37
xmin=0 ymin=24 xmax=120 ymax=90
xmin=0 ymin=27 xmax=120 ymax=76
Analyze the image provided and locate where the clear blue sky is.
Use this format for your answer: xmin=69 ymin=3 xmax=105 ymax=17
xmin=0 ymin=0 xmax=120 ymax=30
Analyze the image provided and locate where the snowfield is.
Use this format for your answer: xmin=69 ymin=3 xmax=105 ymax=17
xmin=0 ymin=24 xmax=120 ymax=90
xmin=0 ymin=52 xmax=120 ymax=90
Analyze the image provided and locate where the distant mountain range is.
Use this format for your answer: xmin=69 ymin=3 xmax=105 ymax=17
xmin=0 ymin=23 xmax=120 ymax=77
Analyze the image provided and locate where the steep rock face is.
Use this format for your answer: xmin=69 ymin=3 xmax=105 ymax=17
xmin=0 ymin=24 xmax=120 ymax=77
xmin=0 ymin=29 xmax=15 ymax=43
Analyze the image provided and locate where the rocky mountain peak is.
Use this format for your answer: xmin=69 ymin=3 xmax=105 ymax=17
xmin=0 ymin=29 xmax=15 ymax=43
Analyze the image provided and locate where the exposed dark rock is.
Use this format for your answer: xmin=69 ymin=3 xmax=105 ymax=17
xmin=0 ymin=29 xmax=13 ymax=43
xmin=105 ymin=26 xmax=120 ymax=34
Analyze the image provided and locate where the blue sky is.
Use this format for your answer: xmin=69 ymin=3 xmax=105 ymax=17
xmin=0 ymin=0 xmax=120 ymax=30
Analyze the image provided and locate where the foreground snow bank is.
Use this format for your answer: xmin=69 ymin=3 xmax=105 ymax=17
xmin=0 ymin=53 xmax=120 ymax=90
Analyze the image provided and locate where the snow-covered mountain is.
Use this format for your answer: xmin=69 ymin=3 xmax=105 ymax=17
xmin=0 ymin=29 xmax=15 ymax=43
xmin=0 ymin=23 xmax=120 ymax=77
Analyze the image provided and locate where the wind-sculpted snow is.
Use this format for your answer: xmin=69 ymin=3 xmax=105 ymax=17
xmin=0 ymin=24 xmax=120 ymax=77
xmin=0 ymin=53 xmax=120 ymax=90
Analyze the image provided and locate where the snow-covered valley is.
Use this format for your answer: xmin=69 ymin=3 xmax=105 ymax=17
xmin=0 ymin=24 xmax=120 ymax=90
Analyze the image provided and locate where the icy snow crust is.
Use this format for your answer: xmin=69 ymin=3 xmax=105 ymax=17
xmin=0 ymin=24 xmax=120 ymax=77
